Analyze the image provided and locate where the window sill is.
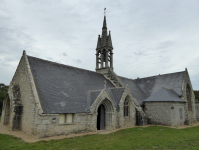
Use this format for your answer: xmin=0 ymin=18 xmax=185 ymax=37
xmin=58 ymin=123 xmax=75 ymax=125
xmin=124 ymin=116 xmax=130 ymax=118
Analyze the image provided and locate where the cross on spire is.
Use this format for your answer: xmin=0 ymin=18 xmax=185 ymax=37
xmin=104 ymin=8 xmax=106 ymax=16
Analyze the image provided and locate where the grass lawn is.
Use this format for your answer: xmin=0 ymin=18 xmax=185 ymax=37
xmin=1 ymin=126 xmax=199 ymax=150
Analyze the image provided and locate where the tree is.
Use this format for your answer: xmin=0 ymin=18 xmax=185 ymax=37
xmin=194 ymin=90 xmax=199 ymax=100
xmin=0 ymin=83 xmax=9 ymax=115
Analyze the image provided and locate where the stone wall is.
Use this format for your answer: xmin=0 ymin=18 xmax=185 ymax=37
xmin=117 ymin=91 xmax=136 ymax=128
xmin=1 ymin=52 xmax=38 ymax=134
xmin=34 ymin=107 xmax=136 ymax=138
xmin=181 ymin=69 xmax=196 ymax=123
xmin=34 ymin=113 xmax=95 ymax=138
xmin=170 ymin=102 xmax=185 ymax=126
xmin=195 ymin=101 xmax=199 ymax=121
xmin=145 ymin=102 xmax=185 ymax=126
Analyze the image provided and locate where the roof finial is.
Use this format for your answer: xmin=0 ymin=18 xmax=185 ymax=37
xmin=104 ymin=8 xmax=106 ymax=16
xmin=104 ymin=80 xmax=107 ymax=89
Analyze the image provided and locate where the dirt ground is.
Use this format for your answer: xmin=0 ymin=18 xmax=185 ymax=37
xmin=1 ymin=121 xmax=199 ymax=143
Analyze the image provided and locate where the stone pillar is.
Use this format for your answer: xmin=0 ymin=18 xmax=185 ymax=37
xmin=110 ymin=53 xmax=113 ymax=68
xmin=105 ymin=50 xmax=108 ymax=68
xmin=101 ymin=52 xmax=104 ymax=68
xmin=96 ymin=53 xmax=99 ymax=69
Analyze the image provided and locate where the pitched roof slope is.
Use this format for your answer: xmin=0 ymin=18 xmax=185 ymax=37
xmin=27 ymin=56 xmax=115 ymax=114
xmin=135 ymin=71 xmax=185 ymax=97
xmin=108 ymin=87 xmax=125 ymax=109
xmin=119 ymin=77 xmax=147 ymax=105
xmin=144 ymin=88 xmax=185 ymax=102
xmin=88 ymin=90 xmax=102 ymax=109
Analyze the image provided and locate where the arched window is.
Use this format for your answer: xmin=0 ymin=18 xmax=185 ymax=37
xmin=124 ymin=97 xmax=129 ymax=116
xmin=186 ymin=84 xmax=192 ymax=111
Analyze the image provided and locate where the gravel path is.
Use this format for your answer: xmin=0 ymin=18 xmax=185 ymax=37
xmin=1 ymin=121 xmax=199 ymax=143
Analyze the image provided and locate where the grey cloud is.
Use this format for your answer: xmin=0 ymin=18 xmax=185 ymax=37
xmin=134 ymin=51 xmax=146 ymax=56
xmin=62 ymin=53 xmax=67 ymax=56
xmin=0 ymin=0 xmax=198 ymax=90
xmin=157 ymin=41 xmax=175 ymax=50
xmin=75 ymin=59 xmax=82 ymax=63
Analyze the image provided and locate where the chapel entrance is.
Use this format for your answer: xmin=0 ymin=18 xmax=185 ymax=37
xmin=97 ymin=104 xmax=105 ymax=130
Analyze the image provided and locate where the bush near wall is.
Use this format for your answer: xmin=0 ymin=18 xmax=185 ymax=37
xmin=194 ymin=90 xmax=199 ymax=100
xmin=0 ymin=83 xmax=9 ymax=115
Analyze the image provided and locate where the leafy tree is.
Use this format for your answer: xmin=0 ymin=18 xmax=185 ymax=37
xmin=0 ymin=83 xmax=9 ymax=115
xmin=194 ymin=90 xmax=199 ymax=100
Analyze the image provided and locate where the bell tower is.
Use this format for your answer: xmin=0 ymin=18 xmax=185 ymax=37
xmin=95 ymin=15 xmax=113 ymax=74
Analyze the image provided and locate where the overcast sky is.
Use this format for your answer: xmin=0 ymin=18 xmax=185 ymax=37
xmin=0 ymin=0 xmax=199 ymax=90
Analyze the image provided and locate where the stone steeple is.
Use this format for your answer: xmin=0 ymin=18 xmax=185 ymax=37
xmin=96 ymin=15 xmax=113 ymax=74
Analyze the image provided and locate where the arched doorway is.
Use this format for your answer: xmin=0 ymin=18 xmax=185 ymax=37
xmin=97 ymin=104 xmax=105 ymax=130
xmin=186 ymin=84 xmax=192 ymax=111
xmin=96 ymin=99 xmax=114 ymax=130
xmin=4 ymin=96 xmax=10 ymax=125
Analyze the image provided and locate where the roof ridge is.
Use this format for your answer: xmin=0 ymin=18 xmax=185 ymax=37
xmin=134 ymin=71 xmax=185 ymax=80
xmin=118 ymin=71 xmax=185 ymax=82
xmin=27 ymin=55 xmax=100 ymax=74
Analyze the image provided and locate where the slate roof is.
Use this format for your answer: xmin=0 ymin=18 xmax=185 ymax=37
xmin=87 ymin=90 xmax=102 ymax=109
xmin=118 ymin=76 xmax=148 ymax=105
xmin=27 ymin=55 xmax=186 ymax=113
xmin=27 ymin=56 xmax=115 ymax=114
xmin=118 ymin=71 xmax=185 ymax=105
xmin=135 ymin=71 xmax=185 ymax=97
xmin=144 ymin=88 xmax=185 ymax=102
xmin=108 ymin=87 xmax=125 ymax=109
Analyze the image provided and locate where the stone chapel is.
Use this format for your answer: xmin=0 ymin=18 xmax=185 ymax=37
xmin=1 ymin=15 xmax=198 ymax=138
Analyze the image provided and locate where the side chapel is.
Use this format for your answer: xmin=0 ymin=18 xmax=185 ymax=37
xmin=1 ymin=15 xmax=198 ymax=138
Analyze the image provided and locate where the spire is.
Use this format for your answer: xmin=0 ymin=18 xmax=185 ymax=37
xmin=101 ymin=16 xmax=107 ymax=46
xmin=103 ymin=16 xmax=107 ymax=29
xmin=107 ymin=31 xmax=113 ymax=48
xmin=95 ymin=9 xmax=114 ymax=73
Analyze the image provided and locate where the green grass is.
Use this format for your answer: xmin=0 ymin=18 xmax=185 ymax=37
xmin=1 ymin=126 xmax=199 ymax=150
